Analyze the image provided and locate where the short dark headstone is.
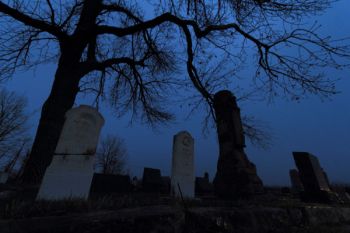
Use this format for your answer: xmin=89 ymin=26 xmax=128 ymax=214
xmin=142 ymin=167 xmax=162 ymax=192
xmin=195 ymin=172 xmax=213 ymax=196
xmin=90 ymin=173 xmax=131 ymax=194
xmin=292 ymin=152 xmax=334 ymax=203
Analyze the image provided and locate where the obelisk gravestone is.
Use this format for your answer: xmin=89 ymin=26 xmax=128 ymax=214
xmin=171 ymin=131 xmax=195 ymax=198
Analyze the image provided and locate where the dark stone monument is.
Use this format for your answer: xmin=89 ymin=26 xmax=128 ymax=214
xmin=90 ymin=173 xmax=131 ymax=194
xmin=289 ymin=169 xmax=304 ymax=193
xmin=195 ymin=172 xmax=213 ymax=196
xmin=142 ymin=167 xmax=162 ymax=192
xmin=292 ymin=152 xmax=334 ymax=203
xmin=213 ymin=90 xmax=263 ymax=199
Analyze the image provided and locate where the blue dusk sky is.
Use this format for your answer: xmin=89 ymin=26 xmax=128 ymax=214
xmin=3 ymin=0 xmax=350 ymax=186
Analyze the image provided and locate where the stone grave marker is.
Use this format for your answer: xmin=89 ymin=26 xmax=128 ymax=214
xmin=292 ymin=152 xmax=333 ymax=202
xmin=289 ymin=169 xmax=304 ymax=193
xmin=142 ymin=167 xmax=162 ymax=192
xmin=212 ymin=90 xmax=263 ymax=198
xmin=171 ymin=131 xmax=195 ymax=198
xmin=195 ymin=172 xmax=213 ymax=196
xmin=36 ymin=105 xmax=104 ymax=200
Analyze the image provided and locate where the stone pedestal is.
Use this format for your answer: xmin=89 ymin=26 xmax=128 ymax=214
xmin=36 ymin=105 xmax=104 ymax=200
xmin=212 ymin=90 xmax=263 ymax=199
xmin=171 ymin=131 xmax=195 ymax=198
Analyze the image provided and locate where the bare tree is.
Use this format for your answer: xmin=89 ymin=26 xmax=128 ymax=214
xmin=0 ymin=0 xmax=348 ymax=183
xmin=95 ymin=135 xmax=127 ymax=175
xmin=0 ymin=88 xmax=28 ymax=170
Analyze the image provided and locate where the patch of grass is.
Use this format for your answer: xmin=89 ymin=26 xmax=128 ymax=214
xmin=0 ymin=193 xmax=168 ymax=219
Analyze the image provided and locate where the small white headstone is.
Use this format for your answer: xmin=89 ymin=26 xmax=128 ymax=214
xmin=37 ymin=105 xmax=104 ymax=200
xmin=171 ymin=131 xmax=195 ymax=198
xmin=0 ymin=172 xmax=9 ymax=184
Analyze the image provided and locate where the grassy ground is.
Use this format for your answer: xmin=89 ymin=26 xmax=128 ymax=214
xmin=1 ymin=184 xmax=350 ymax=232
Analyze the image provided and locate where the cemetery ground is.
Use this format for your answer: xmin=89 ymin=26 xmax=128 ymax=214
xmin=1 ymin=183 xmax=350 ymax=233
xmin=1 ymin=104 xmax=350 ymax=232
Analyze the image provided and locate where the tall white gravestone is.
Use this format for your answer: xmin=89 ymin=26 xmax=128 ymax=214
xmin=171 ymin=131 xmax=195 ymax=198
xmin=37 ymin=105 xmax=104 ymax=200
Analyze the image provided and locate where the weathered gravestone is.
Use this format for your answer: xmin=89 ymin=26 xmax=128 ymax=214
xmin=171 ymin=131 xmax=195 ymax=198
xmin=289 ymin=169 xmax=304 ymax=193
xmin=36 ymin=105 xmax=104 ymax=200
xmin=213 ymin=90 xmax=263 ymax=198
xmin=142 ymin=167 xmax=162 ymax=192
xmin=292 ymin=152 xmax=334 ymax=203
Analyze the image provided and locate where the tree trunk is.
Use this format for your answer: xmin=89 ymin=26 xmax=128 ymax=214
xmin=21 ymin=0 xmax=103 ymax=185
xmin=21 ymin=64 xmax=81 ymax=184
xmin=213 ymin=90 xmax=263 ymax=199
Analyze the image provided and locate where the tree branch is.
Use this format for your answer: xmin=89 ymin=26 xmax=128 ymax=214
xmin=0 ymin=2 xmax=67 ymax=40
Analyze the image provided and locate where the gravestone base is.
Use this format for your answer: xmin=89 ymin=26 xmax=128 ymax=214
xmin=214 ymin=150 xmax=264 ymax=199
xmin=300 ymin=190 xmax=339 ymax=204
xmin=36 ymin=154 xmax=95 ymax=200
xmin=214 ymin=171 xmax=264 ymax=199
xmin=171 ymin=179 xmax=195 ymax=198
xmin=289 ymin=169 xmax=304 ymax=194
